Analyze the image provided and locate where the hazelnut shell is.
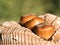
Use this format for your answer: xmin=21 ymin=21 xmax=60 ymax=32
xmin=36 ymin=25 xmax=55 ymax=40
xmin=20 ymin=14 xmax=37 ymax=25
xmin=25 ymin=17 xmax=45 ymax=29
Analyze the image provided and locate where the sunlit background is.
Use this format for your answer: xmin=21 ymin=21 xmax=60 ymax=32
xmin=0 ymin=0 xmax=60 ymax=23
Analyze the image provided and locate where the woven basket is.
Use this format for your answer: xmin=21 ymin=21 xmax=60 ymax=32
xmin=0 ymin=14 xmax=60 ymax=45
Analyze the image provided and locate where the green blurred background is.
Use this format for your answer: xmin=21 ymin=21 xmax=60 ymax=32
xmin=0 ymin=0 xmax=60 ymax=23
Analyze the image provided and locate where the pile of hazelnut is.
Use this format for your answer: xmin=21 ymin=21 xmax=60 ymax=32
xmin=19 ymin=14 xmax=55 ymax=41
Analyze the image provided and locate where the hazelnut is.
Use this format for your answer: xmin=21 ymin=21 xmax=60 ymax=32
xmin=25 ymin=17 xmax=45 ymax=29
xmin=20 ymin=14 xmax=37 ymax=25
xmin=35 ymin=25 xmax=55 ymax=40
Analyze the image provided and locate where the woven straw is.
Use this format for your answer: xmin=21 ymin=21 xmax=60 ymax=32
xmin=0 ymin=14 xmax=60 ymax=45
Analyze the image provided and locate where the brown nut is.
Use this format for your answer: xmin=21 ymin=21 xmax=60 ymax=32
xmin=25 ymin=17 xmax=45 ymax=29
xmin=20 ymin=14 xmax=37 ymax=25
xmin=35 ymin=25 xmax=55 ymax=40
